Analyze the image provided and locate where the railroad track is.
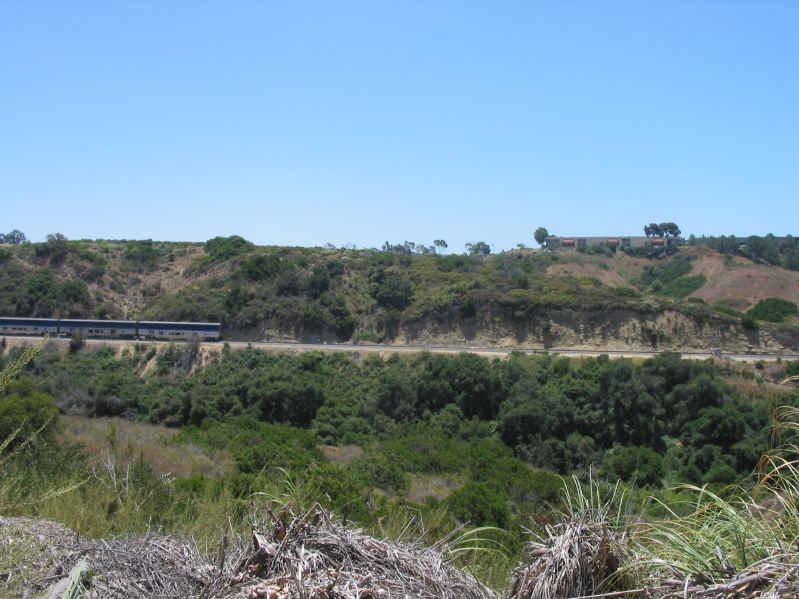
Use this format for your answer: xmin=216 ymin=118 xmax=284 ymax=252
xmin=4 ymin=335 xmax=797 ymax=362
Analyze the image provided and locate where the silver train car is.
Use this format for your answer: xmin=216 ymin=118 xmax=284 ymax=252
xmin=60 ymin=319 xmax=139 ymax=338
xmin=0 ymin=317 xmax=59 ymax=336
xmin=137 ymin=321 xmax=221 ymax=341
xmin=0 ymin=317 xmax=221 ymax=341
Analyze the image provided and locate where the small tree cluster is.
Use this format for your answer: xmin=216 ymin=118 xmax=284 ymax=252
xmin=534 ymin=227 xmax=549 ymax=247
xmin=644 ymin=222 xmax=681 ymax=238
xmin=381 ymin=240 xmax=448 ymax=256
xmin=465 ymin=241 xmax=491 ymax=256
xmin=0 ymin=230 xmax=26 ymax=244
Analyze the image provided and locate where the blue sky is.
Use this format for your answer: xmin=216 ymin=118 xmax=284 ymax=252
xmin=1 ymin=1 xmax=797 ymax=251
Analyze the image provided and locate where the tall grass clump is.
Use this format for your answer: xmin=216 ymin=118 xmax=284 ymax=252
xmin=506 ymin=474 xmax=636 ymax=599
xmin=635 ymin=485 xmax=780 ymax=586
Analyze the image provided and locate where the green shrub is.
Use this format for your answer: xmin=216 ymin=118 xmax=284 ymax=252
xmin=0 ymin=380 xmax=58 ymax=441
xmin=12 ymin=269 xmax=93 ymax=318
xmin=240 ymin=253 xmax=283 ymax=281
xmin=347 ymin=455 xmax=409 ymax=493
xmin=577 ymin=245 xmax=614 ymax=257
xmin=306 ymin=265 xmax=331 ymax=299
xmin=747 ymin=298 xmax=799 ymax=323
xmin=602 ymin=445 xmax=665 ymax=487
xmin=660 ymin=274 xmax=707 ymax=299
xmin=351 ymin=328 xmax=384 ymax=344
xmin=459 ymin=298 xmax=477 ymax=318
xmin=370 ymin=273 xmax=414 ymax=309
xmin=375 ymin=425 xmax=468 ymax=473
xmin=437 ymin=255 xmax=469 ymax=272
xmin=203 ymin=235 xmax=254 ymax=262
xmin=635 ymin=257 xmax=693 ymax=289
xmin=445 ymin=481 xmax=510 ymax=527
xmin=711 ymin=300 xmax=743 ymax=317
xmin=68 ymin=332 xmax=86 ymax=353
xmin=123 ymin=240 xmax=162 ymax=267
xmin=175 ymin=419 xmax=323 ymax=476
xmin=741 ymin=316 xmax=758 ymax=330
xmin=612 ymin=287 xmax=641 ymax=299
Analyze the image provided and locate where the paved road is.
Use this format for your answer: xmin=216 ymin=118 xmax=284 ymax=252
xmin=9 ymin=335 xmax=796 ymax=362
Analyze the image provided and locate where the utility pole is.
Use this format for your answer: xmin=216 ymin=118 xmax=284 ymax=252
xmin=710 ymin=329 xmax=722 ymax=359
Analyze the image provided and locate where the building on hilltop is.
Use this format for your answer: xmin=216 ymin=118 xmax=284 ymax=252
xmin=545 ymin=236 xmax=681 ymax=249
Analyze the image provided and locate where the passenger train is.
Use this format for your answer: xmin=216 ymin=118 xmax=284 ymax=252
xmin=0 ymin=317 xmax=221 ymax=341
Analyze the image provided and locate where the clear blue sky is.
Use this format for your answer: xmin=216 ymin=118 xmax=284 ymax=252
xmin=2 ymin=1 xmax=797 ymax=251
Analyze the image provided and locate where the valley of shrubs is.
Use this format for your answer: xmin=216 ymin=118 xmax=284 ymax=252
xmin=2 ymin=341 xmax=798 ymax=586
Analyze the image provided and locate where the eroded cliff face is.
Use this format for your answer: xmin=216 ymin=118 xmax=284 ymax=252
xmin=220 ymin=304 xmax=799 ymax=353
xmin=395 ymin=308 xmax=799 ymax=353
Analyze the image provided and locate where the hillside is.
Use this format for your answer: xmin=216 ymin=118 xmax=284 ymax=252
xmin=1 ymin=236 xmax=798 ymax=352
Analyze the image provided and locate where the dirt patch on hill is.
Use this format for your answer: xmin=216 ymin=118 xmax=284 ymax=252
xmin=321 ymin=444 xmax=364 ymax=465
xmin=545 ymin=250 xmax=653 ymax=287
xmin=96 ymin=244 xmax=207 ymax=318
xmin=406 ymin=474 xmax=464 ymax=503
xmin=689 ymin=253 xmax=799 ymax=311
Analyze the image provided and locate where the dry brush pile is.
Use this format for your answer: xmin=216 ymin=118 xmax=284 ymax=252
xmin=504 ymin=517 xmax=629 ymax=599
xmin=0 ymin=517 xmax=216 ymax=598
xmin=0 ymin=506 xmax=495 ymax=599
xmin=505 ymin=512 xmax=799 ymax=599
xmin=209 ymin=506 xmax=496 ymax=599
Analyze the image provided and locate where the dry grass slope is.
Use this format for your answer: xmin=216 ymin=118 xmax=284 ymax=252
xmin=58 ymin=415 xmax=232 ymax=479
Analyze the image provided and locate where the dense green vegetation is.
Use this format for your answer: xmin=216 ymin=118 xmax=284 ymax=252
xmin=747 ymin=298 xmax=799 ymax=323
xmin=0 ymin=379 xmax=58 ymax=442
xmin=7 ymin=344 xmax=790 ymax=490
